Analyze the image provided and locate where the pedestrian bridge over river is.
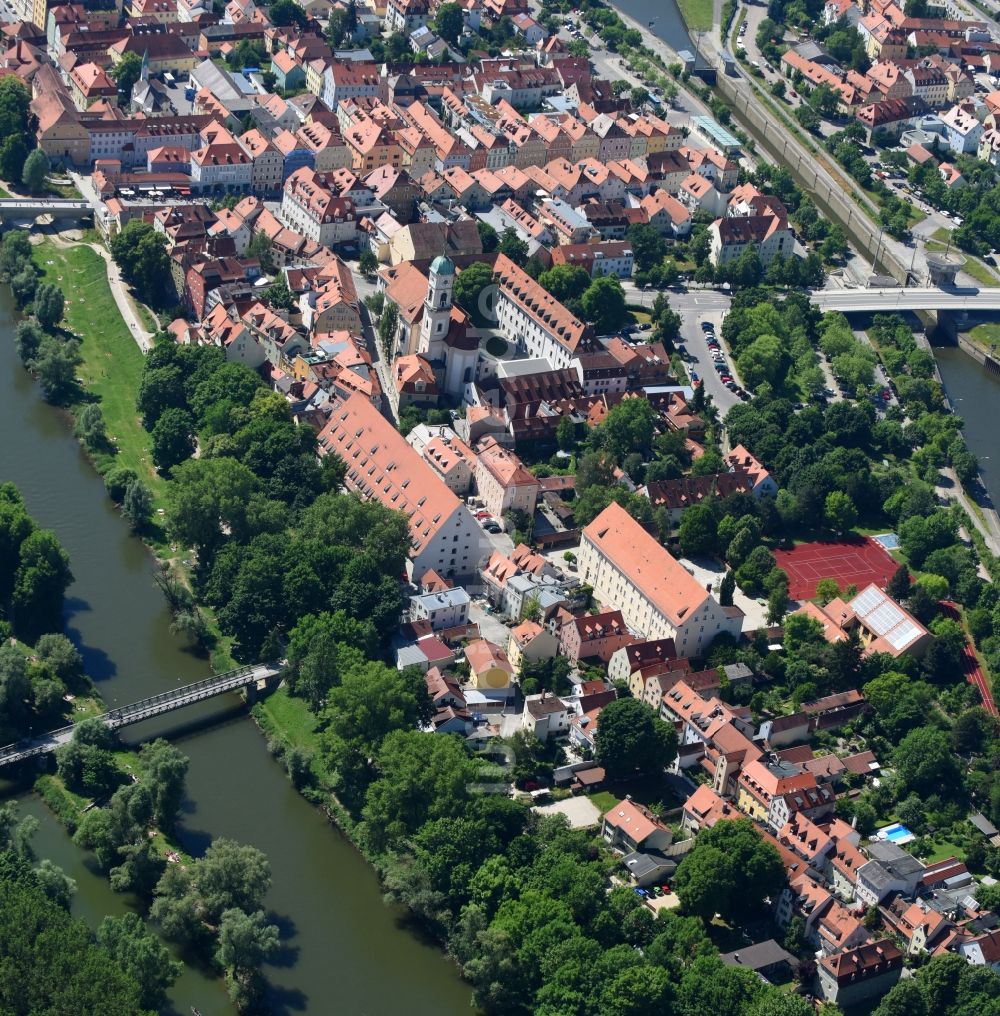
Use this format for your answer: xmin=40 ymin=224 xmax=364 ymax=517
xmin=0 ymin=663 xmax=282 ymax=769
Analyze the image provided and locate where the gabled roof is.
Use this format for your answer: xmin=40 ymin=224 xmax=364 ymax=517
xmin=581 ymin=502 xmax=710 ymax=626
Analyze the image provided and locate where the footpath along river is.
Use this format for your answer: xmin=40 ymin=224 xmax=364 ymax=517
xmin=0 ymin=284 xmax=472 ymax=1015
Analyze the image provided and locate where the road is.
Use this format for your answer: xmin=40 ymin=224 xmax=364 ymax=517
xmin=671 ymin=290 xmax=742 ymax=416
xmin=812 ymin=287 xmax=1000 ymax=313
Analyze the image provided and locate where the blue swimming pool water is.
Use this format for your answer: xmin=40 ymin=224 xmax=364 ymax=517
xmin=881 ymin=823 xmax=914 ymax=843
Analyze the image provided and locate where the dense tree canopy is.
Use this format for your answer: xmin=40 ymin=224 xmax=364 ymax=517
xmin=674 ymin=819 xmax=785 ymax=923
xmin=0 ymin=851 xmax=151 ymax=1015
xmin=594 ymin=698 xmax=678 ymax=780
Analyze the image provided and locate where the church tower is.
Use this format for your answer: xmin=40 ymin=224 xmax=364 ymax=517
xmin=418 ymin=254 xmax=455 ymax=361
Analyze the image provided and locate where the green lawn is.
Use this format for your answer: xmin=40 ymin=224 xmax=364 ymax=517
xmin=968 ymin=322 xmax=1000 ymax=353
xmin=31 ymin=239 xmax=164 ymax=502
xmin=257 ymin=686 xmax=321 ymax=753
xmin=676 ymin=0 xmax=714 ymax=32
xmin=587 ymin=774 xmax=684 ymax=816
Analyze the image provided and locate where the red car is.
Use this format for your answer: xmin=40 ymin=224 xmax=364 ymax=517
xmin=475 ymin=510 xmax=493 ymax=520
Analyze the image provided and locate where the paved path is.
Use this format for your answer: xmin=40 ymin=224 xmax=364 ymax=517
xmin=46 ymin=230 xmax=155 ymax=353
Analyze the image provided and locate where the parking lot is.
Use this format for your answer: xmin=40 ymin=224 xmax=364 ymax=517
xmin=676 ymin=297 xmax=744 ymax=418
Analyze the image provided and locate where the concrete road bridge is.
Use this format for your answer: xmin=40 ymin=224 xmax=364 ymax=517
xmin=0 ymin=663 xmax=281 ymax=769
xmin=811 ymin=287 xmax=1000 ymax=315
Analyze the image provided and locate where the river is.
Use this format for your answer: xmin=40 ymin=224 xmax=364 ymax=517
xmin=0 ymin=286 xmax=472 ymax=1016
xmin=935 ymin=345 xmax=1000 ymax=510
xmin=610 ymin=0 xmax=695 ymax=55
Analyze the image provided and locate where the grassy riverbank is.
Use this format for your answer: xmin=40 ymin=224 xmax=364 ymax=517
xmin=28 ymin=234 xmax=238 ymax=672
xmin=676 ymin=0 xmax=713 ymax=32
xmin=968 ymin=322 xmax=1000 ymax=352
xmin=30 ymin=238 xmax=163 ymax=500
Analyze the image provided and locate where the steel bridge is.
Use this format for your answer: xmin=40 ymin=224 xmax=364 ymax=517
xmin=0 ymin=664 xmax=281 ymax=769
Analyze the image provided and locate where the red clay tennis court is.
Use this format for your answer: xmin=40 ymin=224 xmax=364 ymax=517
xmin=773 ymin=537 xmax=898 ymax=601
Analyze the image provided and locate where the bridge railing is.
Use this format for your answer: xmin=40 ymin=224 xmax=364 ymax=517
xmin=107 ymin=666 xmax=274 ymax=729
xmin=0 ymin=665 xmax=280 ymax=765
xmin=103 ymin=666 xmax=266 ymax=720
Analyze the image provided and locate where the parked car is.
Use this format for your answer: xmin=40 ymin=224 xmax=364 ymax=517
xmin=483 ymin=523 xmax=501 ymax=534
xmin=475 ymin=510 xmax=493 ymax=520
xmin=700 ymin=321 xmax=714 ymax=331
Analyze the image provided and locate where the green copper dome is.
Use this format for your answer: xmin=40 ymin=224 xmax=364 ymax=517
xmin=430 ymin=254 xmax=455 ymax=276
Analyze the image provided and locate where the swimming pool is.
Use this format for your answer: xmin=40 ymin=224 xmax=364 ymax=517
xmin=873 ymin=533 xmax=900 ymax=550
xmin=877 ymin=822 xmax=915 ymax=845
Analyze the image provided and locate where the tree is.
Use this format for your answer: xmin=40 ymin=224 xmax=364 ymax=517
xmin=678 ymin=504 xmax=718 ymax=558
xmin=720 ymin=570 xmax=736 ymax=607
xmin=151 ymin=407 xmax=195 ymax=472
xmin=0 ymin=135 xmax=27 ymax=183
xmin=498 ymin=228 xmax=529 ymax=267
xmin=327 ymin=7 xmax=350 ymax=45
xmin=361 ymin=730 xmax=477 ymax=852
xmin=109 ymin=220 xmax=171 ymax=306
xmin=190 ymin=838 xmax=271 ymax=923
xmin=477 ymin=220 xmax=499 ymax=252
xmin=165 ymin=457 xmax=260 ymax=554
xmin=104 ymin=466 xmax=138 ymax=503
xmin=121 ymin=479 xmax=152 ymax=531
xmin=35 ymin=633 xmax=83 ymax=687
xmin=581 ymin=276 xmax=627 ymax=335
xmin=0 ymin=853 xmax=148 ymax=1014
xmin=596 ymin=398 xmax=656 ymax=462
xmin=538 ymin=264 xmax=590 ymax=303
xmin=10 ymin=263 xmax=37 ymax=307
xmin=97 ymin=913 xmax=181 ymax=1011
xmin=736 ymin=334 xmax=787 ymax=391
xmin=952 ymin=707 xmax=998 ymax=755
xmin=823 ymin=490 xmax=857 ymax=535
xmin=886 ymin=564 xmax=911 ymax=601
xmin=815 ymin=577 xmax=841 ymax=605
xmin=268 ymin=0 xmax=307 ymax=24
xmin=285 ymin=610 xmax=374 ymax=709
xmin=594 ymin=698 xmax=677 ymax=779
xmin=110 ymin=52 xmax=143 ymax=102
xmin=322 ymin=662 xmax=431 ymax=804
xmin=14 ymin=320 xmax=41 ymax=364
xmin=34 ymin=283 xmax=65 ymax=331
xmin=21 ymin=148 xmax=48 ymax=194
xmin=138 ymin=739 xmax=189 ymax=830
xmin=454 ymin=262 xmax=495 ymax=326
xmin=433 ymin=0 xmax=464 ymax=42
xmin=33 ymin=335 xmax=79 ymax=402
xmin=217 ymin=908 xmax=279 ymax=1008
xmin=377 ymin=300 xmax=399 ymax=353
xmin=12 ymin=528 xmax=73 ymax=642
xmin=767 ymin=584 xmax=789 ymax=625
xmin=674 ymin=818 xmax=784 ymax=923
xmin=247 ymin=230 xmax=274 ymax=272
xmin=556 ymin=414 xmax=577 ymax=452
xmin=74 ymin=403 xmax=108 ymax=453
xmin=262 ymin=275 xmax=295 ymax=311
xmin=893 ymin=726 xmax=962 ymax=795
xmin=358 ymin=250 xmax=377 ymax=276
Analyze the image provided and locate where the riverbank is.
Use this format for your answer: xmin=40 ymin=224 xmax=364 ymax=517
xmin=29 ymin=235 xmax=162 ymax=500
xmin=2 ymin=225 xmax=476 ymax=1013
